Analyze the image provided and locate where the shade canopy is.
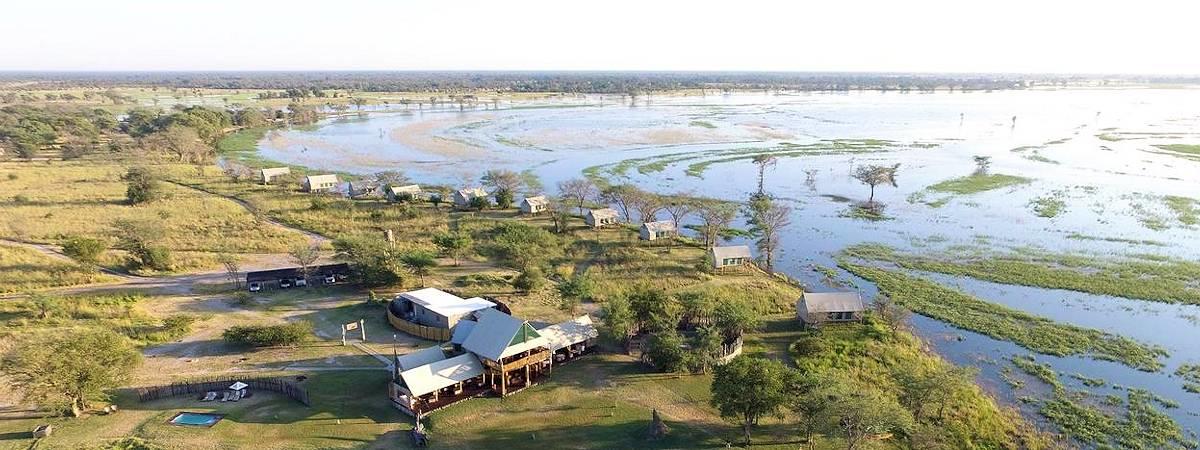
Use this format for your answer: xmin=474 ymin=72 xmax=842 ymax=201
xmin=229 ymin=381 xmax=249 ymax=391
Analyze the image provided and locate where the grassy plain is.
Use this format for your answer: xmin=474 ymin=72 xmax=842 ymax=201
xmin=0 ymin=243 xmax=117 ymax=293
xmin=926 ymin=173 xmax=1031 ymax=195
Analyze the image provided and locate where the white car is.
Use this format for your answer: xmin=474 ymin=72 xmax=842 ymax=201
xmin=280 ymin=279 xmax=293 ymax=289
xmin=248 ymin=282 xmax=262 ymax=292
xmin=295 ymin=278 xmax=307 ymax=287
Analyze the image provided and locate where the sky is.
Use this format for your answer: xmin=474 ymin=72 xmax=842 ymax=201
xmin=2 ymin=0 xmax=1198 ymax=74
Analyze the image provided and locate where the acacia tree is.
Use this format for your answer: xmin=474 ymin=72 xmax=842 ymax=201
xmin=400 ymin=251 xmax=437 ymax=286
xmin=628 ymin=189 xmax=664 ymax=223
xmin=218 ymin=252 xmax=242 ymax=290
xmin=830 ymin=389 xmax=914 ymax=450
xmin=153 ymin=125 xmax=211 ymax=163
xmin=851 ymin=163 xmax=901 ymax=205
xmin=789 ymin=372 xmax=841 ymax=450
xmin=752 ymin=155 xmax=778 ymax=195
xmin=557 ymin=178 xmax=597 ymax=216
xmin=4 ymin=329 xmax=142 ymax=417
xmin=123 ymin=167 xmax=162 ymax=205
xmin=695 ymin=201 xmax=737 ymax=248
xmin=745 ymin=195 xmax=792 ymax=272
xmin=972 ymin=156 xmax=991 ymax=176
xmin=600 ymin=184 xmax=638 ymax=222
xmin=600 ymin=295 xmax=636 ymax=350
xmin=662 ymin=193 xmax=695 ymax=230
xmin=431 ymin=231 xmax=472 ymax=266
xmin=288 ymin=243 xmax=321 ymax=281
xmin=482 ymin=169 xmax=522 ymax=209
xmin=546 ymin=196 xmax=572 ymax=233
xmin=710 ymin=356 xmax=792 ymax=445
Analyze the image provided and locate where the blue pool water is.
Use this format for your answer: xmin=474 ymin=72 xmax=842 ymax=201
xmin=169 ymin=412 xmax=223 ymax=427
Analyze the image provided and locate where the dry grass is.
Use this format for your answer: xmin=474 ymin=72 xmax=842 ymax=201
xmin=0 ymin=243 xmax=117 ymax=293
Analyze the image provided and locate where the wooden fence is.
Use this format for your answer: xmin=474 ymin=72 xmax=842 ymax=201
xmin=135 ymin=376 xmax=310 ymax=406
xmin=387 ymin=310 xmax=453 ymax=341
xmin=715 ymin=336 xmax=744 ymax=365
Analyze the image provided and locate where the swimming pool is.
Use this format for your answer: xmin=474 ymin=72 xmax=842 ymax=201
xmin=168 ymin=412 xmax=224 ymax=427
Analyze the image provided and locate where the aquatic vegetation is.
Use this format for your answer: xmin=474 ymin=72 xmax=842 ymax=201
xmin=1029 ymin=193 xmax=1066 ymax=218
xmin=1064 ymin=233 xmax=1167 ymax=247
xmin=926 ymin=173 xmax=1032 ymax=195
xmin=1069 ymin=373 xmax=1107 ymax=387
xmin=837 ymin=263 xmax=1167 ymax=371
xmin=1153 ymin=144 xmax=1200 ymax=155
xmin=1163 ymin=196 xmax=1199 ymax=225
xmin=842 ymin=243 xmax=1200 ymax=305
xmin=688 ymin=120 xmax=716 ymax=129
xmin=840 ymin=203 xmax=893 ymax=221
xmin=1177 ymin=364 xmax=1200 ymax=395
xmin=1011 ymin=355 xmax=1195 ymax=449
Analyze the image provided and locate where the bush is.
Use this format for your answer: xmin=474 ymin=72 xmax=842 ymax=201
xmin=233 ymin=291 xmax=253 ymax=306
xmin=62 ymin=236 xmax=107 ymax=266
xmin=123 ymin=167 xmax=162 ymax=204
xmin=644 ymin=331 xmax=690 ymax=373
xmin=223 ymin=322 xmax=312 ymax=347
xmin=513 ymin=266 xmax=545 ymax=292
xmin=138 ymin=246 xmax=173 ymax=271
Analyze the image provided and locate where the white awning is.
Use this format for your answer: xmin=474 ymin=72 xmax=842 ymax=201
xmin=229 ymin=381 xmax=248 ymax=391
xmin=399 ymin=353 xmax=485 ymax=397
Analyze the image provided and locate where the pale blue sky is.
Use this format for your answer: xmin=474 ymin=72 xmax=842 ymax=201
xmin=3 ymin=0 xmax=1197 ymax=74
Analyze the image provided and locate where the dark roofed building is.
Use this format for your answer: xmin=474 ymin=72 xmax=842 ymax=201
xmin=245 ymin=263 xmax=349 ymax=291
xmin=796 ymin=292 xmax=865 ymax=326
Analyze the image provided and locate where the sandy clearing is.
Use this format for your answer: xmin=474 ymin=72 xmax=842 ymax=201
xmin=389 ymin=114 xmax=496 ymax=158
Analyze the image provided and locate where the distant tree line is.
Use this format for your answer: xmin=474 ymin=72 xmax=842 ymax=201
xmin=0 ymin=71 xmax=1162 ymax=94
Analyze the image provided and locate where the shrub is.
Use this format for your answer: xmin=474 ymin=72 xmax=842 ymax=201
xmin=123 ymin=167 xmax=162 ymax=204
xmin=223 ymin=322 xmax=312 ymax=347
xmin=62 ymin=235 xmax=107 ymax=266
xmin=513 ymin=266 xmax=545 ymax=292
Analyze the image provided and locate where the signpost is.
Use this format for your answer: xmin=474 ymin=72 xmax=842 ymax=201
xmin=341 ymin=319 xmax=366 ymax=346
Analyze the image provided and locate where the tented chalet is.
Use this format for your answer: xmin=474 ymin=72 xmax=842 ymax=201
xmin=640 ymin=220 xmax=677 ymax=241
xmin=585 ymin=208 xmax=619 ymax=228
xmin=260 ymin=167 xmax=290 ymax=184
xmin=387 ymin=310 xmax=599 ymax=416
xmin=520 ymin=196 xmax=548 ymax=215
xmin=797 ymin=292 xmax=866 ymax=326
xmin=389 ymin=348 xmax=486 ymax=416
xmin=461 ymin=309 xmax=552 ymax=397
xmin=711 ymin=245 xmax=753 ymax=270
xmin=348 ymin=181 xmax=380 ymax=198
xmin=389 ymin=288 xmax=496 ymax=329
xmin=453 ymin=187 xmax=488 ymax=209
xmin=386 ymin=184 xmax=422 ymax=202
xmin=536 ymin=315 xmax=598 ymax=362
xmin=303 ymin=174 xmax=339 ymax=192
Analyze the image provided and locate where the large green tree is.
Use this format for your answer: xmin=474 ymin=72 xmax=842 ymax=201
xmin=4 ymin=329 xmax=142 ymax=417
xmin=710 ymin=355 xmax=792 ymax=445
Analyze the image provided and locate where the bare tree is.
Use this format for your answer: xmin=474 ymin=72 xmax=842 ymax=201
xmin=752 ymin=155 xmax=778 ymax=196
xmin=218 ymin=253 xmax=242 ymax=290
xmin=696 ymin=201 xmax=737 ymax=248
xmin=851 ymin=164 xmax=900 ymax=205
xmin=629 ymin=190 xmax=664 ymax=223
xmin=972 ymin=156 xmax=991 ymax=176
xmin=288 ymin=243 xmax=321 ymax=281
xmin=547 ymin=196 xmax=572 ymax=234
xmin=662 ymin=193 xmax=695 ymax=229
xmin=746 ymin=195 xmax=792 ymax=272
xmin=557 ymin=178 xmax=597 ymax=216
xmin=601 ymin=184 xmax=638 ymax=222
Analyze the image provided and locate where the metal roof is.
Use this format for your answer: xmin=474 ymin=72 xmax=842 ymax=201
xmin=399 ymin=288 xmax=496 ymax=319
xmin=461 ymin=309 xmax=548 ymax=362
xmin=450 ymin=320 xmax=477 ymax=345
xmin=245 ymin=263 xmax=348 ymax=282
xmin=398 ymin=353 xmax=484 ymax=398
xmin=536 ymin=315 xmax=598 ymax=352
xmin=711 ymin=245 xmax=752 ymax=261
xmin=396 ymin=345 xmax=447 ymax=371
xmin=798 ymin=292 xmax=865 ymax=313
